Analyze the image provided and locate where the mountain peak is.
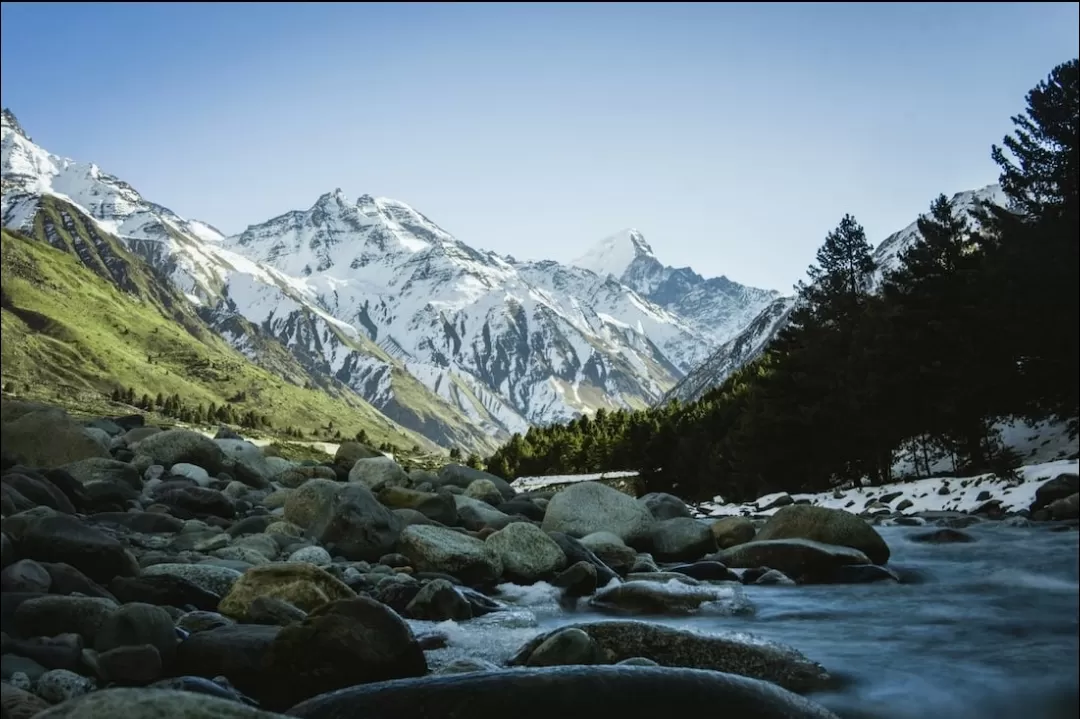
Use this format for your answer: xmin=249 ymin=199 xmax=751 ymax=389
xmin=1 ymin=108 xmax=31 ymax=141
xmin=571 ymin=228 xmax=657 ymax=279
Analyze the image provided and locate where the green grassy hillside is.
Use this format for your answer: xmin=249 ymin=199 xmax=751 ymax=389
xmin=0 ymin=226 xmax=445 ymax=452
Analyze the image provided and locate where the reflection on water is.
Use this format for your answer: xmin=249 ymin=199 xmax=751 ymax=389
xmin=413 ymin=523 xmax=1078 ymax=719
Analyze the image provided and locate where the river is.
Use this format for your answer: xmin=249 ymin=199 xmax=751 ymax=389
xmin=412 ymin=521 xmax=1079 ymax=719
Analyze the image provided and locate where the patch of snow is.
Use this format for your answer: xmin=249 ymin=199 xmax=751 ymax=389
xmin=511 ymin=470 xmax=639 ymax=491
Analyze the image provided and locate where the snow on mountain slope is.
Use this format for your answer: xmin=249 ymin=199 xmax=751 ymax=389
xmin=663 ymin=186 xmax=1008 ymax=404
xmin=571 ymin=227 xmax=780 ymax=348
xmin=225 ymin=195 xmax=713 ymax=428
xmin=1 ymin=109 xmax=504 ymax=452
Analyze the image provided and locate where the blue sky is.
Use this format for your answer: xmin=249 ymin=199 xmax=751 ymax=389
xmin=2 ymin=2 xmax=1077 ymax=291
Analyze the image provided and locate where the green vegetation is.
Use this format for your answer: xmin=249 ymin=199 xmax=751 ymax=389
xmin=0 ymin=223 xmax=439 ymax=452
xmin=488 ymin=58 xmax=1079 ymax=502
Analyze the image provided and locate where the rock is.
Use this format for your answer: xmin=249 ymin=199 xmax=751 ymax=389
xmin=334 ymin=441 xmax=381 ymax=468
xmin=16 ymin=514 xmax=139 ymax=584
xmin=827 ymin=564 xmax=900 ymax=583
xmin=95 ymin=602 xmax=178 ymax=667
xmin=35 ymin=668 xmax=97 ymax=704
xmin=215 ymin=439 xmax=274 ymax=488
xmin=15 ymin=595 xmax=118 ymax=644
xmin=463 ymin=479 xmax=503 ymax=506
xmin=97 ymin=643 xmax=163 ymax=684
xmin=579 ymin=532 xmax=637 ymax=575
xmin=378 ymin=486 xmax=458 ymax=525
xmin=0 ymin=408 xmax=110 ymax=468
xmin=302 ymin=483 xmax=403 ymax=562
xmin=754 ymin=505 xmax=891 ymax=565
xmin=546 ymin=532 xmax=620 ymax=587
xmin=438 ymin=464 xmax=515 ymax=500
xmin=88 ymin=511 xmax=185 ymax=534
xmin=638 ymin=492 xmax=692 ymax=521
xmin=218 ymin=563 xmax=355 ymax=621
xmin=895 ymin=498 xmax=914 ymax=512
xmin=709 ymin=517 xmax=756 ymax=549
xmin=508 ymin=621 xmax=831 ymax=693
xmin=541 ymin=482 xmax=654 ymax=545
xmin=525 ymin=627 xmax=606 ymax=667
xmin=758 ymin=493 xmax=794 ymax=510
xmin=433 ymin=657 xmax=502 ymax=675
xmin=141 ymin=563 xmax=242 ymax=597
xmin=348 ymin=456 xmax=409 ymax=492
xmin=404 ymin=579 xmax=473 ymax=621
xmin=648 ymin=518 xmax=717 ymax=562
xmin=398 ymin=525 xmax=503 ymax=585
xmin=1031 ymin=474 xmax=1080 ymax=513
xmin=170 ymin=463 xmax=212 ymax=485
xmin=154 ymin=486 xmax=235 ymax=519
xmin=484 ymin=522 xmax=566 ymax=583
xmin=1 ymin=531 xmax=14 ymax=569
xmin=286 ymin=546 xmax=332 ymax=565
xmin=173 ymin=624 xmax=279 ymax=699
xmin=715 ymin=539 xmax=872 ymax=583
xmin=247 ymin=596 xmax=308 ymax=626
xmin=0 ymin=682 xmax=50 ymax=719
xmin=39 ymin=562 xmax=114 ymax=599
xmin=590 ymin=579 xmax=751 ymax=616
xmin=496 ymin=498 xmax=545 ymax=522
xmin=130 ymin=430 xmax=226 ymax=474
xmin=274 ymin=465 xmax=336 ymax=489
xmin=552 ymin=561 xmax=599 ymax=597
xmin=261 ymin=597 xmax=427 ymax=710
xmin=452 ymin=494 xmax=512 ymax=530
xmin=3 ymin=474 xmax=76 ymax=513
xmin=286 ymin=666 xmax=841 ymax=719
xmin=1048 ymin=492 xmax=1079 ymax=520
xmin=2 ymin=634 xmax=83 ymax=672
xmin=2 ymin=558 xmax=52 ymax=592
xmin=61 ymin=457 xmax=143 ymax=491
xmin=29 ymin=687 xmax=284 ymax=718
xmin=109 ymin=574 xmax=220 ymax=612
xmin=909 ymin=528 xmax=976 ymax=544
xmin=749 ymin=569 xmax=796 ymax=585
xmin=667 ymin=561 xmax=739 ymax=582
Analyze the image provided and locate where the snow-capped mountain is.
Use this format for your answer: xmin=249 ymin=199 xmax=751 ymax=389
xmin=663 ymin=185 xmax=1008 ymax=404
xmin=3 ymin=108 xmax=769 ymax=448
xmin=571 ymin=228 xmax=779 ymax=348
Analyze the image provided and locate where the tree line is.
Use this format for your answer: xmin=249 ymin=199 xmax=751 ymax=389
xmin=486 ymin=58 xmax=1079 ymax=503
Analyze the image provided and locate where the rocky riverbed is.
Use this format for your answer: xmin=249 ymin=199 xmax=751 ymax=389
xmin=1 ymin=401 xmax=1077 ymax=718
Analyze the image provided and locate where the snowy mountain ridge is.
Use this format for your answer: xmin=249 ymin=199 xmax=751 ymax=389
xmin=1 ymin=108 xmax=774 ymax=449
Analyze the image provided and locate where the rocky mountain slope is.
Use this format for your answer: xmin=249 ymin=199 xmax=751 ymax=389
xmin=1 ymin=109 xmax=772 ymax=448
xmin=662 ymin=185 xmax=1009 ymax=404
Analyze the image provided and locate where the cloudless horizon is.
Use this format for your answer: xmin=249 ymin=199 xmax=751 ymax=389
xmin=2 ymin=2 xmax=1077 ymax=291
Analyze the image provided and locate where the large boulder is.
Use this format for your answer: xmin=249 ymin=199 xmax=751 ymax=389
xmin=285 ymin=666 xmax=840 ymax=719
xmin=307 ymin=484 xmax=404 ymax=562
xmin=334 ymin=441 xmax=382 ymax=468
xmin=648 ymin=518 xmax=717 ymax=562
xmin=215 ymin=439 xmax=274 ymax=488
xmin=130 ymin=430 xmax=227 ymax=475
xmin=348 ymin=456 xmax=410 ymax=492
xmin=29 ymin=688 xmax=286 ymax=719
xmin=1031 ymin=474 xmax=1079 ymax=513
xmin=261 ymin=597 xmax=427 ymax=710
xmin=541 ymin=482 xmax=655 ymax=545
xmin=398 ymin=525 xmax=503 ymax=585
xmin=754 ymin=505 xmax=890 ymax=565
xmin=708 ymin=517 xmax=756 ymax=549
xmin=715 ymin=539 xmax=872 ymax=582
xmin=589 ymin=580 xmax=751 ymax=616
xmin=17 ymin=514 xmax=138 ymax=583
xmin=507 ymin=621 xmax=832 ymax=693
xmin=0 ymin=408 xmax=110 ymax=468
xmin=484 ymin=522 xmax=567 ymax=583
xmin=218 ymin=563 xmax=355 ymax=621
xmin=638 ymin=493 xmax=691 ymax=521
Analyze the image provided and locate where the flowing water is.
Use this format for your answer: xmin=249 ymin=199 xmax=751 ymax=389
xmin=414 ymin=522 xmax=1080 ymax=719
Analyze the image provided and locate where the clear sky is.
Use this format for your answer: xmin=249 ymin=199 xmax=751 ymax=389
xmin=1 ymin=2 xmax=1077 ymax=291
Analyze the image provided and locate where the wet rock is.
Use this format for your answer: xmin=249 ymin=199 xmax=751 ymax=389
xmin=398 ymin=525 xmax=503 ymax=586
xmin=404 ymin=578 xmax=473 ymax=621
xmin=714 ymin=539 xmax=872 ymax=582
xmin=590 ymin=579 xmax=751 ymax=616
xmin=579 ymin=532 xmax=637 ymax=575
xmin=525 ymin=627 xmax=606 ymax=667
xmin=708 ymin=516 xmax=756 ymax=549
xmin=286 ymin=665 xmax=841 ymax=719
xmin=667 ymin=561 xmax=739 ymax=582
xmin=433 ymin=657 xmax=502 ymax=675
xmin=826 ymin=564 xmax=900 ymax=584
xmin=910 ymin=528 xmax=976 ymax=544
xmin=748 ymin=568 xmax=796 ymax=585
xmin=551 ymin=561 xmax=598 ymax=597
xmin=261 ymin=597 xmax=427 ymax=710
xmin=754 ymin=505 xmax=891 ymax=565
xmin=218 ymin=563 xmax=355 ymax=621
xmin=1048 ymin=492 xmax=1079 ymax=520
xmin=542 ymin=482 xmax=654 ymax=545
xmin=547 ymin=532 xmax=620 ymax=587
xmin=484 ymin=522 xmax=566 ymax=583
xmin=648 ymin=517 xmax=717 ymax=562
